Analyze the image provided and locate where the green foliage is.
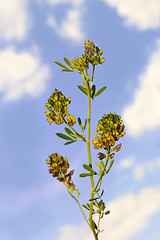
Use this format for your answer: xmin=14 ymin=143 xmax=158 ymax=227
xmin=78 ymin=85 xmax=88 ymax=95
xmin=94 ymin=86 xmax=107 ymax=97
xmin=105 ymin=210 xmax=110 ymax=215
xmin=83 ymin=164 xmax=97 ymax=174
xmin=91 ymin=85 xmax=96 ymax=99
xmin=55 ymin=60 xmax=74 ymax=72
xmin=63 ymin=57 xmax=74 ymax=69
xmin=56 ymin=132 xmax=73 ymax=141
xmin=106 ymin=159 xmax=114 ymax=174
xmin=79 ymin=173 xmax=95 ymax=177
xmin=64 ymin=127 xmax=76 ymax=138
xmin=64 ymin=140 xmax=77 ymax=145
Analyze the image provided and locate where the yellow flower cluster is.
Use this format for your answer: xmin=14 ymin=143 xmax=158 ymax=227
xmin=46 ymin=153 xmax=75 ymax=191
xmin=71 ymin=55 xmax=89 ymax=73
xmin=93 ymin=133 xmax=115 ymax=150
xmin=93 ymin=113 xmax=125 ymax=150
xmin=84 ymin=40 xmax=105 ymax=66
xmin=71 ymin=40 xmax=105 ymax=74
xmin=97 ymin=113 xmax=125 ymax=138
xmin=45 ymin=89 xmax=76 ymax=126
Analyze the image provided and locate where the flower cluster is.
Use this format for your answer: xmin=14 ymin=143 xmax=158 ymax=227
xmin=93 ymin=133 xmax=115 ymax=150
xmin=46 ymin=153 xmax=75 ymax=192
xmin=84 ymin=40 xmax=105 ymax=66
xmin=71 ymin=55 xmax=89 ymax=73
xmin=71 ymin=40 xmax=105 ymax=74
xmin=93 ymin=113 xmax=125 ymax=150
xmin=45 ymin=89 xmax=76 ymax=126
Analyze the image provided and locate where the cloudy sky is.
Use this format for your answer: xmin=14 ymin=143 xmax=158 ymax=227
xmin=0 ymin=0 xmax=160 ymax=240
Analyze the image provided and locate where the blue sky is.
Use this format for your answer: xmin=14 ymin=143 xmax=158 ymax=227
xmin=0 ymin=0 xmax=160 ymax=240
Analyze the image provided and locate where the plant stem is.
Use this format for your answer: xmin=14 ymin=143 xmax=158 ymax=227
xmin=94 ymin=156 xmax=109 ymax=192
xmin=90 ymin=65 xmax=95 ymax=89
xmin=86 ymin=67 xmax=98 ymax=240
xmin=97 ymin=213 xmax=101 ymax=233
xmin=67 ymin=190 xmax=90 ymax=228
xmin=63 ymin=117 xmax=87 ymax=142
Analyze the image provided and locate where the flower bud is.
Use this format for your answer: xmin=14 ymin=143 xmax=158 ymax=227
xmin=97 ymin=152 xmax=106 ymax=160
xmin=67 ymin=114 xmax=76 ymax=126
xmin=109 ymin=153 xmax=115 ymax=159
xmin=113 ymin=143 xmax=122 ymax=152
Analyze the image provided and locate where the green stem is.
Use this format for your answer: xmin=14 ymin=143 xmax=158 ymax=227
xmin=86 ymin=68 xmax=98 ymax=240
xmin=67 ymin=190 xmax=90 ymax=228
xmin=91 ymin=65 xmax=95 ymax=82
xmin=90 ymin=65 xmax=95 ymax=90
xmin=97 ymin=213 xmax=101 ymax=233
xmin=63 ymin=117 xmax=87 ymax=142
xmin=94 ymin=156 xmax=109 ymax=192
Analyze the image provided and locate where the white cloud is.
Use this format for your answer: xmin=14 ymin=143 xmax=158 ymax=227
xmin=133 ymin=164 xmax=145 ymax=181
xmin=57 ymin=187 xmax=160 ymax=240
xmin=157 ymin=158 xmax=160 ymax=167
xmin=118 ymin=157 xmax=135 ymax=169
xmin=57 ymin=224 xmax=91 ymax=240
xmin=102 ymin=187 xmax=160 ymax=240
xmin=0 ymin=46 xmax=50 ymax=102
xmin=133 ymin=158 xmax=160 ymax=182
xmin=46 ymin=0 xmax=85 ymax=42
xmin=122 ymin=41 xmax=160 ymax=137
xmin=0 ymin=0 xmax=31 ymax=41
xmin=118 ymin=156 xmax=160 ymax=182
xmin=46 ymin=0 xmax=83 ymax=7
xmin=101 ymin=0 xmax=160 ymax=30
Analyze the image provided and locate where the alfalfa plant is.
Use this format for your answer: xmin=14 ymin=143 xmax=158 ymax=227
xmin=45 ymin=40 xmax=125 ymax=240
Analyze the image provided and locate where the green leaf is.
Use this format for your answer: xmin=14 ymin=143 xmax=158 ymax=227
xmin=91 ymin=85 xmax=96 ymax=99
xmin=84 ymin=119 xmax=87 ymax=130
xmin=82 ymin=204 xmax=90 ymax=211
xmin=63 ymin=57 xmax=74 ymax=69
xmin=54 ymin=61 xmax=68 ymax=69
xmin=79 ymin=173 xmax=94 ymax=177
xmin=95 ymin=162 xmax=100 ymax=168
xmin=64 ymin=140 xmax=77 ymax=145
xmin=94 ymin=200 xmax=99 ymax=208
xmin=95 ymin=161 xmax=103 ymax=173
xmin=78 ymin=117 xmax=83 ymax=129
xmin=94 ymin=86 xmax=107 ymax=97
xmin=64 ymin=128 xmax=76 ymax=139
xmin=89 ymin=196 xmax=100 ymax=201
xmin=83 ymin=164 xmax=97 ymax=174
xmin=92 ymin=220 xmax=98 ymax=230
xmin=101 ymin=160 xmax=105 ymax=168
xmin=100 ymin=189 xmax=104 ymax=197
xmin=62 ymin=68 xmax=74 ymax=72
xmin=87 ymin=203 xmax=90 ymax=208
xmin=105 ymin=210 xmax=110 ymax=215
xmin=56 ymin=133 xmax=73 ymax=141
xmin=106 ymin=159 xmax=114 ymax=174
xmin=83 ymin=80 xmax=88 ymax=88
xmin=78 ymin=85 xmax=88 ymax=96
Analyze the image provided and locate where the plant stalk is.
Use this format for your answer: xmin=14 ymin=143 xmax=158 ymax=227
xmin=68 ymin=190 xmax=90 ymax=227
xmin=94 ymin=156 xmax=109 ymax=192
xmin=86 ymin=66 xmax=98 ymax=240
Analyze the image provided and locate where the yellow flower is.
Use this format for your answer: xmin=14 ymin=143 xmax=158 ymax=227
xmin=107 ymin=135 xmax=115 ymax=147
xmin=67 ymin=114 xmax=76 ymax=126
xmin=54 ymin=114 xmax=63 ymax=125
xmin=92 ymin=134 xmax=103 ymax=149
xmin=92 ymin=133 xmax=115 ymax=150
